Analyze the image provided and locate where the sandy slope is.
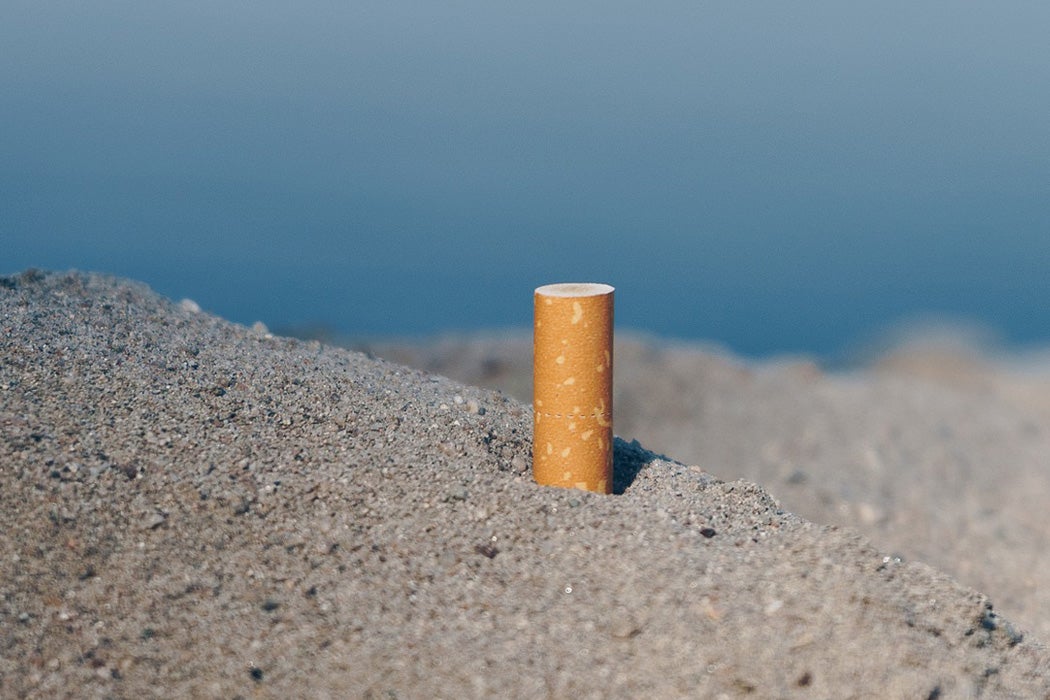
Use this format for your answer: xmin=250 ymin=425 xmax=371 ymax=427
xmin=2 ymin=270 xmax=1049 ymax=698
xmin=357 ymin=331 xmax=1050 ymax=646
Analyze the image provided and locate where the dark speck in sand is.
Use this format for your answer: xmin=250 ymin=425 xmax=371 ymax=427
xmin=250 ymin=666 xmax=264 ymax=682
xmin=700 ymin=527 xmax=717 ymax=538
xmin=474 ymin=543 xmax=499 ymax=559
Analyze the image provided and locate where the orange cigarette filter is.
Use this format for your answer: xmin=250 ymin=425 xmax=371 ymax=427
xmin=533 ymin=283 xmax=614 ymax=494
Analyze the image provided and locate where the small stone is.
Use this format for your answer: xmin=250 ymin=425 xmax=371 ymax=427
xmin=474 ymin=543 xmax=499 ymax=559
xmin=466 ymin=399 xmax=480 ymax=414
xmin=141 ymin=512 xmax=166 ymax=530
xmin=444 ymin=487 xmax=469 ymax=502
xmin=178 ymin=298 xmax=201 ymax=313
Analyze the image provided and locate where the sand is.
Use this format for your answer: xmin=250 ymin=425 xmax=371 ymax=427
xmin=356 ymin=330 xmax=1050 ymax=649
xmin=3 ymin=270 xmax=1050 ymax=698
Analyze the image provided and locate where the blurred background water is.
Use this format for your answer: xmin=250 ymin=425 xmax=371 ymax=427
xmin=3 ymin=1 xmax=1049 ymax=359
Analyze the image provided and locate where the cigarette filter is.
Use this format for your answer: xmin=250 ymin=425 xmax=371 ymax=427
xmin=533 ymin=283 xmax=614 ymax=493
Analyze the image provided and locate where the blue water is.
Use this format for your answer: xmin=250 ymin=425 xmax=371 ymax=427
xmin=4 ymin=2 xmax=1050 ymax=358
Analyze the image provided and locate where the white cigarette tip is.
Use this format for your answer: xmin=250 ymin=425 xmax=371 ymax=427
xmin=534 ymin=283 xmax=614 ymax=297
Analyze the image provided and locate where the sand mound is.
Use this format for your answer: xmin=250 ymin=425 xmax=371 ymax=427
xmin=356 ymin=331 xmax=1050 ymax=647
xmin=2 ymin=270 xmax=1049 ymax=698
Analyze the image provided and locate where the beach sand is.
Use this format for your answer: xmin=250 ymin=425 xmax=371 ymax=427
xmin=357 ymin=330 xmax=1050 ymax=649
xmin=3 ymin=270 xmax=1049 ymax=698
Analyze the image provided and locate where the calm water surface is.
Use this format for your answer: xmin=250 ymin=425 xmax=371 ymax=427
xmin=4 ymin=2 xmax=1049 ymax=357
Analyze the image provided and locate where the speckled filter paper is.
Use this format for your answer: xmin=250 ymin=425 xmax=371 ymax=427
xmin=533 ymin=283 xmax=614 ymax=493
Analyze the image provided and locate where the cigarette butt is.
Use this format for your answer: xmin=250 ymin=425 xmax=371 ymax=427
xmin=533 ymin=283 xmax=614 ymax=494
